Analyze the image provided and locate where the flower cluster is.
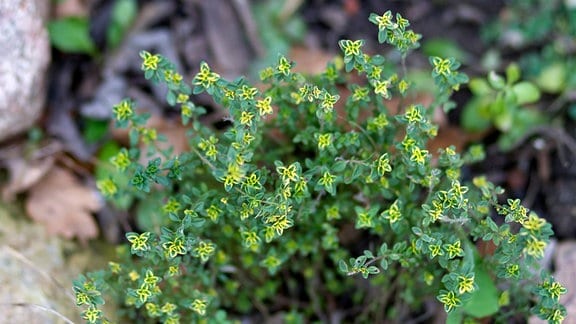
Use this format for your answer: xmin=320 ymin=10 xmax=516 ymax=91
xmin=75 ymin=11 xmax=565 ymax=324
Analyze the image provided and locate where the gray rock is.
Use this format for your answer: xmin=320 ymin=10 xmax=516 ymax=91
xmin=0 ymin=0 xmax=50 ymax=141
xmin=0 ymin=202 xmax=119 ymax=323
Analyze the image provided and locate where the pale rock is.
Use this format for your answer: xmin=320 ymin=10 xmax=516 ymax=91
xmin=0 ymin=0 xmax=50 ymax=141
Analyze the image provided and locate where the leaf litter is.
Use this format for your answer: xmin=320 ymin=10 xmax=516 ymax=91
xmin=25 ymin=166 xmax=101 ymax=243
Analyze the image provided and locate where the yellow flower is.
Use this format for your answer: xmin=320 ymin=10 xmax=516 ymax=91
xmin=194 ymin=62 xmax=220 ymax=89
xmin=398 ymin=79 xmax=409 ymax=94
xmin=75 ymin=291 xmax=90 ymax=306
xmin=457 ymin=274 xmax=475 ymax=294
xmin=256 ymin=96 xmax=273 ymax=116
xmin=239 ymin=111 xmax=254 ymax=126
xmin=136 ymin=285 xmax=152 ymax=303
xmin=375 ymin=153 xmax=392 ymax=175
xmin=429 ymin=244 xmax=444 ymax=258
xmin=161 ymin=302 xmax=177 ymax=314
xmin=432 ymin=57 xmax=452 ymax=77
xmin=276 ymin=56 xmax=292 ymax=76
xmin=113 ymin=99 xmax=134 ymax=121
xmin=143 ymin=270 xmax=160 ymax=286
xmin=410 ymin=147 xmax=428 ymax=165
xmin=126 ymin=232 xmax=151 ymax=252
xmin=319 ymin=171 xmax=336 ymax=188
xmin=405 ymin=105 xmax=422 ymax=123
xmin=176 ymin=93 xmax=189 ymax=104
xmin=242 ymin=231 xmax=260 ymax=250
xmin=97 ymin=178 xmax=117 ymax=196
xmin=146 ymin=302 xmax=161 ymax=317
xmin=317 ymin=133 xmax=332 ymax=150
xmin=320 ymin=92 xmax=339 ymax=112
xmin=438 ymin=290 xmax=461 ymax=312
xmin=524 ymin=235 xmax=546 ymax=258
xmin=382 ymin=200 xmax=402 ymax=224
xmin=190 ymin=298 xmax=207 ymax=315
xmin=373 ymin=80 xmax=390 ymax=98
xmin=162 ymin=236 xmax=187 ymax=258
xmin=111 ymin=149 xmax=130 ymax=171
xmin=194 ymin=241 xmax=216 ymax=262
xmin=374 ymin=11 xmax=393 ymax=30
xmin=168 ymin=265 xmax=180 ymax=277
xmin=108 ymin=262 xmax=121 ymax=274
xmin=82 ymin=306 xmax=102 ymax=324
xmin=522 ymin=212 xmax=546 ymax=232
xmin=128 ymin=270 xmax=140 ymax=281
xmin=445 ymin=240 xmax=463 ymax=259
xmin=340 ymin=39 xmax=363 ymax=57
xmin=238 ymin=85 xmax=258 ymax=100
xmin=277 ymin=163 xmax=299 ymax=184
xmin=140 ymin=51 xmax=160 ymax=71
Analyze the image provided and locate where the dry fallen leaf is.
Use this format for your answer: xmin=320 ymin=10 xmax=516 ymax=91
xmin=53 ymin=0 xmax=88 ymax=19
xmin=25 ymin=166 xmax=101 ymax=242
xmin=1 ymin=156 xmax=55 ymax=202
xmin=110 ymin=112 xmax=190 ymax=165
xmin=144 ymin=114 xmax=189 ymax=156
xmin=289 ymin=46 xmax=335 ymax=75
xmin=0 ymin=140 xmax=63 ymax=202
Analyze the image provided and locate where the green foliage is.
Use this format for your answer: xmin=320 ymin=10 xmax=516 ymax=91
xmin=48 ymin=0 xmax=137 ymax=54
xmin=82 ymin=118 xmax=110 ymax=144
xmin=483 ymin=0 xmax=576 ymax=115
xmin=462 ymin=63 xmax=546 ymax=150
xmin=76 ymin=11 xmax=566 ymax=324
xmin=107 ymin=0 xmax=138 ymax=49
xmin=48 ymin=17 xmax=97 ymax=54
xmin=446 ymin=261 xmax=500 ymax=323
xmin=250 ymin=0 xmax=307 ymax=74
xmin=423 ymin=38 xmax=470 ymax=65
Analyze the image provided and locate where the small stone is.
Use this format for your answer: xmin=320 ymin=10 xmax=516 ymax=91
xmin=529 ymin=241 xmax=576 ymax=323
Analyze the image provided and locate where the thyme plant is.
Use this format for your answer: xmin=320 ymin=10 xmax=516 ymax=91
xmin=76 ymin=11 xmax=566 ymax=323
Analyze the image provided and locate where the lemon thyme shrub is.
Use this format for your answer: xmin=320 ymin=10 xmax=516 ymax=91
xmin=77 ymin=11 xmax=566 ymax=323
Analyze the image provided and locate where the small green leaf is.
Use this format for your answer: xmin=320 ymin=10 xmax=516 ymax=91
xmin=489 ymin=94 xmax=506 ymax=118
xmin=505 ymin=63 xmax=521 ymax=85
xmin=536 ymin=62 xmax=566 ymax=94
xmin=82 ymin=118 xmax=109 ymax=144
xmin=367 ymin=266 xmax=380 ymax=274
xmin=332 ymin=160 xmax=347 ymax=173
xmin=487 ymin=71 xmax=506 ymax=90
xmin=354 ymin=256 xmax=367 ymax=267
xmin=461 ymin=98 xmax=492 ymax=132
xmin=423 ymin=38 xmax=469 ymax=64
xmin=371 ymin=55 xmax=386 ymax=65
xmin=446 ymin=309 xmax=464 ymax=324
xmin=167 ymin=90 xmax=177 ymax=106
xmin=512 ymin=82 xmax=541 ymax=105
xmin=378 ymin=30 xmax=387 ymax=43
xmin=493 ymin=109 xmax=513 ymax=132
xmin=111 ymin=0 xmax=137 ymax=29
xmin=338 ymin=260 xmax=348 ymax=273
xmin=462 ymin=265 xmax=499 ymax=318
xmin=48 ymin=17 xmax=97 ymax=54
xmin=379 ymin=258 xmax=388 ymax=270
xmin=363 ymin=250 xmax=374 ymax=259
xmin=503 ymin=89 xmax=518 ymax=106
xmin=468 ymin=78 xmax=491 ymax=96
